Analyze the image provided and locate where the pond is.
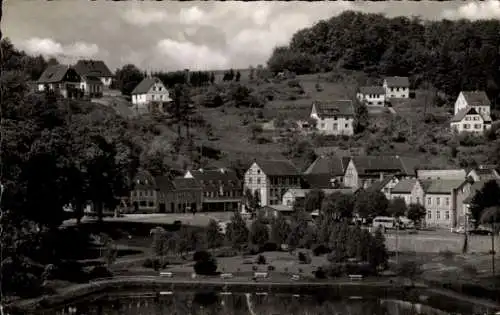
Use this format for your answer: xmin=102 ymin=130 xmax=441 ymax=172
xmin=32 ymin=290 xmax=495 ymax=315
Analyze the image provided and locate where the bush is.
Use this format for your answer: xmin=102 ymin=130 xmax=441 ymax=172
xmin=312 ymin=245 xmax=330 ymax=256
xmin=193 ymin=251 xmax=211 ymax=262
xmin=267 ymin=265 xmax=275 ymax=271
xmin=143 ymin=258 xmax=167 ymax=270
xmin=298 ymin=252 xmax=311 ymax=264
xmin=256 ymin=254 xmax=266 ymax=265
xmin=314 ymin=267 xmax=327 ymax=279
xmin=87 ymin=266 xmax=113 ymax=280
xmin=193 ymin=254 xmax=218 ymax=276
xmin=259 ymin=242 xmax=279 ymax=253
xmin=327 ymin=264 xmax=343 ymax=277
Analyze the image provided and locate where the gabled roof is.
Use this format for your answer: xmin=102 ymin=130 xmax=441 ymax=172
xmin=37 ymin=65 xmax=72 ymax=83
xmin=420 ymin=179 xmax=466 ymax=194
xmin=417 ymin=169 xmax=466 ymax=180
xmin=312 ymin=100 xmax=354 ymax=118
xmin=186 ymin=168 xmax=241 ymax=189
xmin=451 ymin=106 xmax=491 ymax=123
xmin=255 ymin=160 xmax=299 ymax=176
xmin=368 ymin=176 xmax=396 ymax=192
xmin=351 ymin=156 xmax=418 ymax=176
xmin=384 ymin=76 xmax=410 ymax=87
xmin=391 ymin=179 xmax=417 ymax=193
xmin=461 ymin=91 xmax=491 ymax=107
xmin=172 ymin=178 xmax=202 ymax=190
xmin=304 ymin=155 xmax=346 ymax=176
xmin=359 ymin=86 xmax=385 ymax=95
xmin=131 ymin=77 xmax=164 ymax=95
xmin=302 ymin=174 xmax=336 ymax=189
xmin=74 ymin=60 xmax=113 ymax=77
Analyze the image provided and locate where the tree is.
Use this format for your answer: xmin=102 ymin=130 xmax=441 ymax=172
xmin=353 ymin=100 xmax=369 ymax=134
xmin=354 ymin=190 xmax=389 ymax=219
xmin=244 ymin=188 xmax=260 ymax=217
xmin=168 ymin=83 xmax=194 ymax=139
xmin=151 ymin=226 xmax=168 ymax=260
xmin=193 ymin=251 xmax=218 ymax=275
xmin=270 ymin=215 xmax=291 ymax=246
xmin=287 ymin=209 xmax=309 ymax=250
xmin=249 ymin=219 xmax=269 ymax=247
xmin=235 ymin=71 xmax=241 ymax=82
xmin=210 ymin=72 xmax=215 ymax=84
xmin=369 ymin=226 xmax=388 ymax=270
xmin=407 ymin=203 xmax=426 ymax=227
xmin=206 ymin=219 xmax=223 ymax=251
xmin=225 ymin=212 xmax=249 ymax=250
xmin=249 ymin=66 xmax=255 ymax=80
xmin=304 ymin=189 xmax=325 ymax=212
xmin=321 ymin=192 xmax=354 ymax=223
xmin=469 ymin=180 xmax=500 ymax=228
xmin=479 ymin=206 xmax=500 ymax=276
xmin=113 ymin=64 xmax=145 ymax=96
xmin=387 ymin=197 xmax=407 ymax=218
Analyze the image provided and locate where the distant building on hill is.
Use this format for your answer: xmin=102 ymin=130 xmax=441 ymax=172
xmin=131 ymin=76 xmax=172 ymax=114
xmin=310 ymin=100 xmax=354 ymax=136
xmin=450 ymin=91 xmax=492 ymax=134
xmin=383 ymin=76 xmax=410 ymax=99
xmin=356 ymin=86 xmax=386 ymax=106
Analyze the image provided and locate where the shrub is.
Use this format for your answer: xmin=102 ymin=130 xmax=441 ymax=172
xmin=193 ymin=251 xmax=211 ymax=262
xmin=298 ymin=252 xmax=311 ymax=264
xmin=314 ymin=267 xmax=327 ymax=279
xmin=267 ymin=265 xmax=275 ymax=271
xmin=259 ymin=242 xmax=278 ymax=253
xmin=256 ymin=254 xmax=266 ymax=265
xmin=327 ymin=264 xmax=343 ymax=277
xmin=42 ymin=264 xmax=58 ymax=281
xmin=312 ymin=245 xmax=330 ymax=256
xmin=193 ymin=253 xmax=218 ymax=276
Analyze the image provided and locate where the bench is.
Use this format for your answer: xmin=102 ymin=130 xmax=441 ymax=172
xmin=220 ymin=273 xmax=233 ymax=279
xmin=348 ymin=274 xmax=364 ymax=281
xmin=254 ymin=272 xmax=268 ymax=279
xmin=291 ymin=275 xmax=300 ymax=281
xmin=159 ymin=272 xmax=173 ymax=278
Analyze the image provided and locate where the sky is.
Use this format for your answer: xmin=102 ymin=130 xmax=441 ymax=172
xmin=3 ymin=0 xmax=500 ymax=72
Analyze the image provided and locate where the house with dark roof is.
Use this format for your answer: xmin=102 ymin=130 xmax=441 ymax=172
xmin=129 ymin=170 xmax=203 ymax=213
xmin=310 ymin=100 xmax=355 ymax=136
xmin=184 ymin=168 xmax=242 ymax=212
xmin=343 ymin=156 xmax=419 ymax=189
xmin=73 ymin=60 xmax=113 ymax=87
xmin=244 ymin=160 xmax=301 ymax=207
xmin=356 ymin=86 xmax=386 ymax=106
xmin=367 ymin=175 xmax=400 ymax=199
xmin=303 ymin=155 xmax=350 ymax=188
xmin=383 ymin=76 xmax=410 ymax=99
xmin=37 ymin=65 xmax=83 ymax=98
xmin=131 ymin=77 xmax=172 ymax=114
xmin=417 ymin=169 xmax=466 ymax=181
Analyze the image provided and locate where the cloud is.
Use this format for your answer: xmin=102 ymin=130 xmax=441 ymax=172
xmin=156 ymin=39 xmax=229 ymax=70
xmin=442 ymin=0 xmax=500 ymax=20
xmin=122 ymin=8 xmax=169 ymax=26
xmin=179 ymin=6 xmax=206 ymax=24
xmin=22 ymin=37 xmax=99 ymax=58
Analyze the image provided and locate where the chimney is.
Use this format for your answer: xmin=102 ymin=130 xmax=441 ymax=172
xmin=379 ymin=172 xmax=384 ymax=181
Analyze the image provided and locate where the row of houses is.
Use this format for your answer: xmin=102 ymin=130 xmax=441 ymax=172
xmin=36 ymin=60 xmax=114 ymax=98
xmin=130 ymin=155 xmax=499 ymax=229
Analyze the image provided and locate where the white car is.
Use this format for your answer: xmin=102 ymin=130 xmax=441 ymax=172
xmin=451 ymin=226 xmax=465 ymax=234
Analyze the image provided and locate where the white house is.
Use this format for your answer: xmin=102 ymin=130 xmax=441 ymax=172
xmin=310 ymin=100 xmax=354 ymax=136
xmin=131 ymin=77 xmax=172 ymax=114
xmin=450 ymin=107 xmax=491 ymax=134
xmin=356 ymin=86 xmax=386 ymax=106
xmin=383 ymin=76 xmax=410 ymax=99
xmin=79 ymin=75 xmax=104 ymax=98
xmin=466 ymin=165 xmax=500 ymax=182
xmin=74 ymin=60 xmax=113 ymax=88
xmin=451 ymin=91 xmax=492 ymax=134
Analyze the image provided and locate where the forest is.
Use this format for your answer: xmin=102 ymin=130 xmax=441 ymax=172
xmin=267 ymin=11 xmax=500 ymax=105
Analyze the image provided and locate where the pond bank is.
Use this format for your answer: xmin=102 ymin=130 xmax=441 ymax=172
xmin=6 ymin=276 xmax=500 ymax=314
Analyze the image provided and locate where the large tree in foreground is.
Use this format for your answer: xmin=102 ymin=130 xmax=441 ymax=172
xmin=469 ymin=180 xmax=500 ymax=228
xmin=480 ymin=206 xmax=500 ymax=276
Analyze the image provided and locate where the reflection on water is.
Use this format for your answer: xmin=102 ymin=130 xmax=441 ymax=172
xmin=38 ymin=291 xmax=479 ymax=315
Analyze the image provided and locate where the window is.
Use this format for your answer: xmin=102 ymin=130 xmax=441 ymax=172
xmin=378 ymin=102 xmax=383 ymax=105
xmin=445 ymin=211 xmax=450 ymax=220
xmin=427 ymin=211 xmax=432 ymax=219
xmin=257 ymin=178 xmax=261 ymax=185
xmin=248 ymin=178 xmax=252 ymax=184
xmin=320 ymin=123 xmax=325 ymax=129
xmin=474 ymin=124 xmax=481 ymax=129
xmin=445 ymin=197 xmax=450 ymax=206
xmin=427 ymin=197 xmax=431 ymax=205
xmin=257 ymin=170 xmax=261 ymax=174
xmin=416 ymin=197 xmax=420 ymax=204
xmin=148 ymin=201 xmax=154 ymax=207
xmin=368 ymin=102 xmax=373 ymax=105
xmin=464 ymin=124 xmax=470 ymax=129
xmin=333 ymin=116 xmax=337 ymax=120
xmin=345 ymin=124 xmax=348 ymax=128
xmin=139 ymin=201 xmax=147 ymax=207
xmin=436 ymin=197 xmax=440 ymax=206
xmin=436 ymin=211 xmax=441 ymax=220
xmin=139 ymin=191 xmax=143 ymax=197
xmin=333 ymin=123 xmax=338 ymax=130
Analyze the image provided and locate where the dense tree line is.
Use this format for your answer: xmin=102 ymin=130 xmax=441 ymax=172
xmin=268 ymin=11 xmax=500 ymax=104
xmin=1 ymin=39 xmax=148 ymax=296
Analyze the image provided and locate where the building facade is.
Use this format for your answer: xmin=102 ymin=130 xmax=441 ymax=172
xmin=451 ymin=91 xmax=492 ymax=134
xmin=37 ymin=65 xmax=83 ymax=98
xmin=131 ymin=77 xmax=172 ymax=114
xmin=184 ymin=168 xmax=242 ymax=212
xmin=383 ymin=76 xmax=410 ymax=99
xmin=244 ymin=160 xmax=301 ymax=207
xmin=310 ymin=100 xmax=354 ymax=136
xmin=356 ymin=86 xmax=386 ymax=106
xmin=74 ymin=60 xmax=114 ymax=88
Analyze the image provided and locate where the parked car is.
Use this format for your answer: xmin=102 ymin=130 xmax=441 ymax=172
xmin=469 ymin=227 xmax=493 ymax=236
xmin=398 ymin=216 xmax=415 ymax=229
xmin=451 ymin=226 xmax=465 ymax=234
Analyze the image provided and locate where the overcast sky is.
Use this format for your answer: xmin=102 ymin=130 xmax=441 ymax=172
xmin=3 ymin=1 xmax=500 ymax=72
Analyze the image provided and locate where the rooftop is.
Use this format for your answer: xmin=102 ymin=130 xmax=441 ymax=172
xmin=359 ymin=86 xmax=385 ymax=95
xmin=384 ymin=76 xmax=410 ymax=87
xmin=74 ymin=60 xmax=113 ymax=78
xmin=37 ymin=65 xmax=72 ymax=83
xmin=255 ymin=159 xmax=300 ymax=176
xmin=461 ymin=90 xmax=491 ymax=107
xmin=312 ymin=100 xmax=354 ymax=118
xmin=131 ymin=77 xmax=165 ymax=95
